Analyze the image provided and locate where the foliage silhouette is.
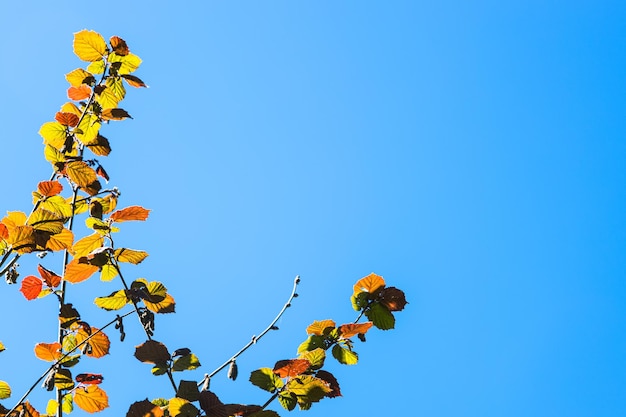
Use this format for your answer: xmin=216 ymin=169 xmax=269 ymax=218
xmin=0 ymin=30 xmax=407 ymax=417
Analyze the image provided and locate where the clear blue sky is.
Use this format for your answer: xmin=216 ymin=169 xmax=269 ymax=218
xmin=1 ymin=1 xmax=625 ymax=416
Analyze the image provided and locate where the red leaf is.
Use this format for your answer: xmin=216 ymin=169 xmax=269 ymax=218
xmin=37 ymin=180 xmax=63 ymax=197
xmin=110 ymin=206 xmax=150 ymax=222
xmin=55 ymin=112 xmax=80 ymax=127
xmin=20 ymin=276 xmax=43 ymax=300
xmin=273 ymin=358 xmax=310 ymax=378
xmin=76 ymin=373 xmax=104 ymax=385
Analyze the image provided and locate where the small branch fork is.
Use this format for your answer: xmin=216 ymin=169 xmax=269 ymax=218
xmin=198 ymin=275 xmax=300 ymax=389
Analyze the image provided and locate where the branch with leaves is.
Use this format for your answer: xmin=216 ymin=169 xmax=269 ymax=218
xmin=0 ymin=30 xmax=408 ymax=417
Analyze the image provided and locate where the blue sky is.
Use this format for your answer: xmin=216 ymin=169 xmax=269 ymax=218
xmin=1 ymin=1 xmax=625 ymax=416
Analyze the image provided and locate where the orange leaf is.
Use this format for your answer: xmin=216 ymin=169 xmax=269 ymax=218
xmin=110 ymin=36 xmax=129 ymax=56
xmin=101 ymin=108 xmax=132 ymax=121
xmin=72 ymin=233 xmax=104 ymax=257
xmin=55 ymin=112 xmax=80 ymax=127
xmin=68 ymin=85 xmax=92 ymax=101
xmin=64 ymin=259 xmax=98 ymax=283
xmin=306 ymin=319 xmax=336 ymax=336
xmin=65 ymin=161 xmax=98 ymax=188
xmin=273 ymin=359 xmax=311 ymax=378
xmin=34 ymin=342 xmax=62 ymax=361
xmin=38 ymin=264 xmax=61 ymax=288
xmin=46 ymin=228 xmax=74 ymax=252
xmin=338 ymin=322 xmax=373 ymax=338
xmin=121 ymin=74 xmax=147 ymax=88
xmin=110 ymin=206 xmax=150 ymax=222
xmin=76 ymin=327 xmax=110 ymax=358
xmin=353 ymin=273 xmax=386 ymax=296
xmin=0 ymin=223 xmax=8 ymax=240
xmin=13 ymin=401 xmax=40 ymax=417
xmin=20 ymin=276 xmax=43 ymax=300
xmin=7 ymin=225 xmax=36 ymax=254
xmin=37 ymin=180 xmax=63 ymax=197
xmin=144 ymin=294 xmax=176 ymax=314
xmin=74 ymin=385 xmax=109 ymax=413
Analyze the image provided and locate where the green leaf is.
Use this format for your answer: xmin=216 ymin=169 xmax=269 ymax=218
xmin=278 ymin=391 xmax=297 ymax=411
xmin=172 ymin=353 xmax=201 ymax=372
xmin=351 ymin=291 xmax=369 ymax=311
xmin=249 ymin=368 xmax=284 ymax=393
xmin=365 ymin=302 xmax=396 ymax=330
xmin=285 ymin=375 xmax=332 ymax=409
xmin=297 ymin=335 xmax=326 ymax=354
xmin=331 ymin=344 xmax=358 ymax=365
xmin=0 ymin=381 xmax=11 ymax=400
xmin=299 ymin=348 xmax=326 ymax=370
xmin=176 ymin=380 xmax=200 ymax=402
xmin=94 ymin=290 xmax=130 ymax=311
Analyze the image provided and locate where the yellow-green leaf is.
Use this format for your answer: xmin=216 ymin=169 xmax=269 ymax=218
xmin=100 ymin=263 xmax=119 ymax=281
xmin=39 ymin=121 xmax=67 ymax=150
xmin=66 ymin=161 xmax=97 ymax=188
xmin=94 ymin=290 xmax=129 ymax=311
xmin=331 ymin=344 xmax=358 ymax=365
xmin=168 ymin=397 xmax=197 ymax=417
xmin=172 ymin=354 xmax=201 ymax=372
xmin=66 ymin=68 xmax=93 ymax=87
xmin=114 ymin=248 xmax=148 ymax=264
xmin=29 ymin=209 xmax=64 ymax=233
xmin=75 ymin=113 xmax=101 ymax=144
xmin=87 ymin=60 xmax=105 ymax=74
xmin=109 ymin=52 xmax=142 ymax=74
xmin=46 ymin=399 xmax=58 ymax=415
xmin=73 ymin=30 xmax=107 ymax=62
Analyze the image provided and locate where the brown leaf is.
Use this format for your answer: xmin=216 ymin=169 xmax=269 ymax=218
xmin=379 ymin=287 xmax=408 ymax=311
xmin=55 ymin=112 xmax=80 ymax=127
xmin=315 ymin=370 xmax=342 ymax=398
xmin=134 ymin=340 xmax=171 ymax=364
xmin=101 ymin=108 xmax=132 ymax=121
xmin=198 ymin=390 xmax=227 ymax=417
xmin=121 ymin=74 xmax=147 ymax=88
xmin=126 ymin=399 xmax=164 ymax=417
xmin=110 ymin=36 xmax=129 ymax=56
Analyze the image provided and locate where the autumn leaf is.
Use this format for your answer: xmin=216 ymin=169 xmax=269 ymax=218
xmin=331 ymin=344 xmax=358 ymax=365
xmin=315 ymin=370 xmax=342 ymax=398
xmin=299 ymin=348 xmax=326 ymax=370
xmin=353 ymin=273 xmax=386 ymax=298
xmin=72 ymin=233 xmax=104 ymax=257
xmin=38 ymin=264 xmax=61 ymax=288
xmin=338 ymin=322 xmax=373 ymax=338
xmin=46 ymin=228 xmax=74 ymax=251
xmin=76 ymin=374 xmax=104 ymax=385
xmin=65 ymin=68 xmax=93 ymax=87
xmin=127 ymin=400 xmax=164 ymax=417
xmin=168 ymin=397 xmax=198 ymax=417
xmin=20 ymin=276 xmax=43 ymax=300
xmin=110 ymin=206 xmax=151 ymax=222
xmin=172 ymin=353 xmax=201 ymax=372
xmin=306 ymin=320 xmax=336 ymax=336
xmin=0 ymin=380 xmax=11 ymax=400
xmin=39 ymin=121 xmax=67 ymax=150
xmin=379 ymin=287 xmax=408 ymax=311
xmin=273 ymin=359 xmax=311 ymax=378
xmin=37 ymin=180 xmax=63 ymax=197
xmin=108 ymin=52 xmax=142 ymax=74
xmin=34 ymin=342 xmax=62 ymax=362
xmin=55 ymin=111 xmax=80 ymax=127
xmin=121 ymin=74 xmax=148 ymax=88
xmin=85 ymin=135 xmax=112 ymax=156
xmin=94 ymin=290 xmax=130 ymax=311
xmin=73 ymin=30 xmax=108 ymax=62
xmin=101 ymin=108 xmax=132 ymax=121
xmin=29 ymin=209 xmax=64 ymax=234
xmin=114 ymin=248 xmax=148 ymax=264
xmin=76 ymin=327 xmax=110 ymax=358
xmin=74 ymin=385 xmax=109 ymax=413
xmin=144 ymin=293 xmax=176 ymax=314
xmin=249 ymin=368 xmax=284 ymax=393
xmin=65 ymin=161 xmax=98 ymax=188
xmin=64 ymin=258 xmax=99 ymax=283
xmin=68 ymin=85 xmax=92 ymax=101
xmin=75 ymin=113 xmax=101 ymax=143
xmin=110 ymin=36 xmax=129 ymax=55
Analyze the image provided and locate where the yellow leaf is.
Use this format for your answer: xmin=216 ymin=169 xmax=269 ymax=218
xmin=60 ymin=101 xmax=82 ymax=116
xmin=2 ymin=211 xmax=27 ymax=231
xmin=39 ymin=196 xmax=74 ymax=219
xmin=114 ymin=248 xmax=148 ymax=264
xmin=85 ymin=135 xmax=112 ymax=156
xmin=65 ymin=68 xmax=93 ymax=87
xmin=87 ymin=59 xmax=106 ymax=74
xmin=168 ymin=398 xmax=197 ymax=417
xmin=46 ymin=399 xmax=58 ymax=415
xmin=72 ymin=197 xmax=89 ymax=215
xmin=64 ymin=259 xmax=98 ymax=283
xmin=29 ymin=209 xmax=64 ymax=233
xmin=75 ymin=113 xmax=101 ymax=143
xmin=144 ymin=294 xmax=175 ymax=314
xmin=46 ymin=228 xmax=74 ymax=252
xmin=73 ymin=30 xmax=107 ymax=62
xmin=109 ymin=52 xmax=142 ymax=74
xmin=72 ymin=233 xmax=104 ymax=257
xmin=74 ymin=385 xmax=109 ymax=413
xmin=306 ymin=320 xmax=336 ymax=336
xmin=66 ymin=161 xmax=97 ymax=188
xmin=34 ymin=342 xmax=62 ymax=362
xmin=44 ymin=144 xmax=66 ymax=166
xmin=94 ymin=290 xmax=129 ymax=311
xmin=6 ymin=225 xmax=36 ymax=254
xmin=39 ymin=121 xmax=67 ymax=150
xmin=100 ymin=263 xmax=118 ymax=282
xmin=76 ymin=327 xmax=110 ymax=358
xmin=96 ymin=87 xmax=121 ymax=109
xmin=0 ymin=380 xmax=11 ymax=400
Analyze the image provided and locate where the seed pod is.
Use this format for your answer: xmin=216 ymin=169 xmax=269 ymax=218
xmin=227 ymin=360 xmax=238 ymax=381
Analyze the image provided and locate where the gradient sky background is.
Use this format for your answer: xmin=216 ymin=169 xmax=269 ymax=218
xmin=1 ymin=1 xmax=625 ymax=416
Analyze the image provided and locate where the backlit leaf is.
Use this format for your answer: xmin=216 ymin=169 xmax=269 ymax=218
xmin=7 ymin=225 xmax=36 ymax=254
xmin=72 ymin=233 xmax=104 ymax=257
xmin=315 ymin=370 xmax=341 ymax=398
xmin=64 ymin=258 xmax=98 ymax=283
xmin=100 ymin=263 xmax=118 ymax=282
xmin=38 ymin=264 xmax=61 ymax=288
xmin=297 ymin=335 xmax=326 ymax=355
xmin=2 ymin=211 xmax=26 ymax=231
xmin=12 ymin=402 xmax=40 ymax=417
xmin=37 ymin=180 xmax=63 ymax=197
xmin=176 ymin=380 xmax=200 ymax=402
xmin=94 ymin=290 xmax=129 ymax=311
xmin=46 ymin=228 xmax=74 ymax=251
xmin=168 ymin=397 xmax=197 ymax=417
xmin=108 ymin=52 xmax=142 ymax=74
xmin=85 ymin=135 xmax=111 ymax=156
xmin=95 ymin=86 xmax=121 ymax=109
xmin=74 ymin=385 xmax=109 ymax=413
xmin=55 ymin=369 xmax=75 ymax=390
xmin=285 ymin=375 xmax=332 ymax=407
xmin=110 ymin=206 xmax=150 ymax=222
xmin=20 ymin=276 xmax=42 ymax=300
xmin=172 ymin=353 xmax=201 ymax=372
xmin=273 ymin=359 xmax=310 ymax=378
xmin=101 ymin=108 xmax=132 ymax=121
xmin=44 ymin=144 xmax=65 ymax=166
xmin=365 ymin=302 xmax=395 ymax=330
xmin=306 ymin=320 xmax=336 ymax=336
xmin=60 ymin=101 xmax=81 ymax=115
xmin=134 ymin=340 xmax=171 ymax=364
xmin=34 ymin=342 xmax=62 ymax=362
xmin=331 ymin=344 xmax=358 ymax=365
xmin=39 ymin=195 xmax=73 ymax=218
xmin=110 ymin=36 xmax=129 ymax=55
xmin=338 ymin=322 xmax=373 ymax=338
xmin=87 ymin=59 xmax=105 ymax=74
xmin=46 ymin=399 xmax=57 ymax=415
xmin=114 ymin=248 xmax=148 ymax=264
xmin=75 ymin=113 xmax=101 ymax=143
xmin=122 ymin=74 xmax=147 ymax=88
xmin=55 ymin=111 xmax=80 ymax=127
xmin=76 ymin=327 xmax=110 ymax=358
xmin=73 ymin=30 xmax=107 ymax=62
xmin=379 ymin=287 xmax=408 ymax=311
xmin=299 ymin=348 xmax=326 ymax=370
xmin=353 ymin=273 xmax=386 ymax=298
xmin=144 ymin=293 xmax=176 ymax=314
xmin=0 ymin=381 xmax=11 ymax=400
xmin=68 ymin=85 xmax=91 ymax=101
xmin=62 ymin=393 xmax=74 ymax=414
xmin=39 ymin=121 xmax=67 ymax=150
xmin=0 ymin=341 xmax=5 ymax=352
xmin=249 ymin=368 xmax=284 ymax=393
xmin=29 ymin=209 xmax=64 ymax=233
xmin=66 ymin=161 xmax=97 ymax=188
xmin=65 ymin=68 xmax=93 ymax=87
